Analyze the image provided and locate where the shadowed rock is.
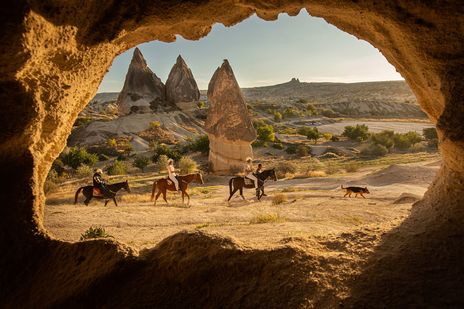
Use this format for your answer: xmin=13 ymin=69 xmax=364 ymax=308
xmin=165 ymin=55 xmax=200 ymax=104
xmin=205 ymin=60 xmax=256 ymax=171
xmin=116 ymin=48 xmax=166 ymax=114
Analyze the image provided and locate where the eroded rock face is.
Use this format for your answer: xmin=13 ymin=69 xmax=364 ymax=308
xmin=205 ymin=60 xmax=256 ymax=171
xmin=1 ymin=1 xmax=464 ymax=308
xmin=165 ymin=55 xmax=200 ymax=104
xmin=117 ymin=48 xmax=166 ymax=114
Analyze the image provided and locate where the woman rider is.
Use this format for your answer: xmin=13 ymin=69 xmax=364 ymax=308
xmin=93 ymin=168 xmax=108 ymax=195
xmin=167 ymin=159 xmax=179 ymax=191
xmin=245 ymin=157 xmax=258 ymax=190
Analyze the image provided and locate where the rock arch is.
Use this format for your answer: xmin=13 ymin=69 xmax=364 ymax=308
xmin=1 ymin=1 xmax=463 ymax=307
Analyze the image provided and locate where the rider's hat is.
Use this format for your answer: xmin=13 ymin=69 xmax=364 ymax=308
xmin=94 ymin=168 xmax=103 ymax=174
xmin=167 ymin=158 xmax=174 ymax=164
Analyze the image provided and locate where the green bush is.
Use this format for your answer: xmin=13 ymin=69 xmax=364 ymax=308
xmin=197 ymin=101 xmax=205 ymax=109
xmin=344 ymin=163 xmax=360 ymax=173
xmin=76 ymin=164 xmax=94 ymax=178
xmin=80 ymin=226 xmax=113 ymax=241
xmin=342 ymin=124 xmax=369 ymax=142
xmin=187 ymin=135 xmax=209 ymax=154
xmin=274 ymin=111 xmax=283 ymax=122
xmin=107 ymin=160 xmax=127 ymax=175
xmin=296 ymin=144 xmax=311 ymax=157
xmin=360 ymin=143 xmax=388 ymax=157
xmin=371 ymin=130 xmax=394 ymax=150
xmin=256 ymin=124 xmax=275 ymax=142
xmin=179 ymin=156 xmax=197 ymax=174
xmin=272 ymin=142 xmax=285 ymax=150
xmin=61 ymin=147 xmax=98 ymax=170
xmin=149 ymin=121 xmax=161 ymax=129
xmin=404 ymin=131 xmax=422 ymax=146
xmin=297 ymin=126 xmax=321 ymax=144
xmin=51 ymin=158 xmax=66 ymax=176
xmin=133 ymin=155 xmax=150 ymax=172
xmin=154 ymin=154 xmax=169 ymax=173
xmin=393 ymin=131 xmax=422 ymax=150
xmin=423 ymin=127 xmax=438 ymax=140
xmin=320 ymin=108 xmax=338 ymax=118
xmin=44 ymin=169 xmax=59 ymax=194
xmin=285 ymin=144 xmax=298 ymax=154
xmin=151 ymin=143 xmax=182 ymax=162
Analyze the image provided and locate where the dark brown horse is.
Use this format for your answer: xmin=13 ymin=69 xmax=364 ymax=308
xmin=151 ymin=173 xmax=204 ymax=206
xmin=228 ymin=169 xmax=277 ymax=201
xmin=74 ymin=180 xmax=131 ymax=206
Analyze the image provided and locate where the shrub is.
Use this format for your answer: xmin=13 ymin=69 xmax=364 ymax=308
xmin=274 ymin=111 xmax=283 ymax=122
xmin=404 ymin=131 xmax=422 ymax=146
xmin=197 ymin=101 xmax=205 ymax=109
xmin=149 ymin=121 xmax=161 ymax=129
xmin=423 ymin=127 xmax=438 ymax=140
xmin=411 ymin=142 xmax=427 ymax=153
xmin=76 ymin=164 xmax=94 ymax=178
xmin=61 ymin=147 xmax=98 ymax=170
xmin=154 ymin=155 xmax=169 ymax=173
xmin=322 ymin=133 xmax=333 ymax=141
xmin=305 ymin=158 xmax=324 ymax=172
xmin=51 ymin=158 xmax=65 ymax=176
xmin=275 ymin=161 xmax=298 ymax=178
xmin=344 ymin=163 xmax=360 ymax=173
xmin=151 ymin=143 xmax=182 ymax=162
xmin=306 ymin=103 xmax=317 ymax=115
xmin=342 ymin=124 xmax=369 ymax=142
xmin=80 ymin=226 xmax=113 ymax=241
xmin=296 ymin=144 xmax=311 ymax=157
xmin=298 ymin=126 xmax=322 ymax=144
xmin=393 ymin=133 xmax=412 ymax=150
xmin=256 ymin=124 xmax=275 ymax=142
xmin=325 ymin=164 xmax=341 ymax=175
xmin=179 ymin=156 xmax=197 ymax=174
xmin=107 ymin=160 xmax=127 ymax=175
xmin=331 ymin=135 xmax=340 ymax=142
xmin=306 ymin=170 xmax=327 ymax=177
xmin=189 ymin=135 xmax=209 ymax=154
xmin=250 ymin=213 xmax=285 ymax=224
xmin=133 ymin=155 xmax=150 ymax=172
xmin=320 ymin=108 xmax=338 ymax=118
xmin=371 ymin=130 xmax=395 ymax=150
xmin=272 ymin=194 xmax=288 ymax=205
xmin=44 ymin=169 xmax=59 ymax=194
xmin=360 ymin=143 xmax=388 ymax=157
xmin=272 ymin=142 xmax=285 ymax=150
xmin=285 ymin=144 xmax=297 ymax=154
xmin=107 ymin=138 xmax=117 ymax=148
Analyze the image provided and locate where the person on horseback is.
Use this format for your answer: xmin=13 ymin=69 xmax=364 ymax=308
xmin=255 ymin=163 xmax=267 ymax=196
xmin=93 ymin=168 xmax=109 ymax=196
xmin=167 ymin=159 xmax=179 ymax=191
xmin=244 ymin=157 xmax=259 ymax=192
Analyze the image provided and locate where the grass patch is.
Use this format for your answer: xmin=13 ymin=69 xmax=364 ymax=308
xmin=306 ymin=170 xmax=327 ymax=177
xmin=80 ymin=226 xmax=113 ymax=241
xmin=250 ymin=213 xmax=286 ymax=224
xmin=195 ymin=223 xmax=210 ymax=229
xmin=272 ymin=193 xmax=288 ymax=205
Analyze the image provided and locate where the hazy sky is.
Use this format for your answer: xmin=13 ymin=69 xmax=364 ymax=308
xmin=98 ymin=9 xmax=402 ymax=93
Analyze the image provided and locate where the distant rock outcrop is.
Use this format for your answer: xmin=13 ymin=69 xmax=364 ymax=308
xmin=165 ymin=55 xmax=200 ymax=104
xmin=205 ymin=60 xmax=256 ymax=172
xmin=117 ymin=48 xmax=166 ymax=115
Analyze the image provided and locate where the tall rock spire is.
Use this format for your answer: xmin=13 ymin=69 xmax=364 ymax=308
xmin=205 ymin=60 xmax=256 ymax=172
xmin=116 ymin=48 xmax=166 ymax=115
xmin=165 ymin=55 xmax=200 ymax=104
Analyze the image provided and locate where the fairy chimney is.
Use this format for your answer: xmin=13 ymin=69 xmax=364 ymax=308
xmin=117 ymin=48 xmax=166 ymax=114
xmin=165 ymin=55 xmax=200 ymax=104
xmin=205 ymin=59 xmax=257 ymax=172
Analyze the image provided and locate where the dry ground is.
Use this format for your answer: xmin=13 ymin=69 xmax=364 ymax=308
xmin=45 ymin=157 xmax=440 ymax=250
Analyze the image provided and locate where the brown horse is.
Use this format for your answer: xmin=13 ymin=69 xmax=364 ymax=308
xmin=228 ymin=169 xmax=277 ymax=201
xmin=151 ymin=173 xmax=204 ymax=206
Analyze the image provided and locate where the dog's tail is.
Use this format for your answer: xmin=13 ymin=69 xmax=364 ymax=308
xmin=341 ymin=185 xmax=346 ymax=190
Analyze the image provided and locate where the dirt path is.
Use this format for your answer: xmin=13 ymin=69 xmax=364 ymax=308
xmin=45 ymin=161 xmax=438 ymax=250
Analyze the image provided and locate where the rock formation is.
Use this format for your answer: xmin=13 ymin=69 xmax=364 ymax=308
xmin=165 ymin=55 xmax=200 ymax=104
xmin=205 ymin=60 xmax=256 ymax=171
xmin=116 ymin=48 xmax=166 ymax=114
xmin=2 ymin=1 xmax=464 ymax=308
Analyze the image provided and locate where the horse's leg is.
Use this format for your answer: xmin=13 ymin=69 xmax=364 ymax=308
xmin=184 ymin=191 xmax=191 ymax=206
xmin=240 ymin=187 xmax=245 ymax=200
xmin=104 ymin=200 xmax=109 ymax=207
xmin=113 ymin=197 xmax=118 ymax=206
xmin=228 ymin=187 xmax=239 ymax=201
xmin=84 ymin=195 xmax=91 ymax=206
xmin=154 ymin=191 xmax=162 ymax=206
xmin=162 ymin=190 xmax=168 ymax=204
xmin=181 ymin=190 xmax=185 ymax=205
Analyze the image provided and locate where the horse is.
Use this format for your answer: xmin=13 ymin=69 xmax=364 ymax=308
xmin=228 ymin=169 xmax=278 ymax=201
xmin=74 ymin=180 xmax=131 ymax=206
xmin=151 ymin=172 xmax=204 ymax=206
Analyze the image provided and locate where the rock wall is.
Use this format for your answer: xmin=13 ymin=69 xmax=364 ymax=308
xmin=208 ymin=136 xmax=253 ymax=172
xmin=1 ymin=1 xmax=464 ymax=307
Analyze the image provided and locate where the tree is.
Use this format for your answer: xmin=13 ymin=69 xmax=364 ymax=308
xmin=393 ymin=133 xmax=412 ymax=150
xmin=322 ymin=133 xmax=333 ymax=141
xmin=342 ymin=124 xmax=369 ymax=142
xmin=423 ymin=127 xmax=438 ymax=140
xmin=274 ymin=111 xmax=283 ymax=122
xmin=371 ymin=130 xmax=395 ymax=150
xmin=404 ymin=131 xmax=422 ymax=146
xmin=133 ymin=155 xmax=150 ymax=172
xmin=298 ymin=126 xmax=321 ymax=144
xmin=197 ymin=101 xmax=205 ymax=109
xmin=257 ymin=124 xmax=275 ymax=142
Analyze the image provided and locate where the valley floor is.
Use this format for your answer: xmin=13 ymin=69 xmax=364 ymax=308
xmin=44 ymin=157 xmax=440 ymax=250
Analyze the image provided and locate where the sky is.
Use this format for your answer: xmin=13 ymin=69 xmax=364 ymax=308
xmin=98 ymin=9 xmax=402 ymax=93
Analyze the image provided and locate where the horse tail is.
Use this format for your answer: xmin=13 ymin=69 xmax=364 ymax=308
xmin=151 ymin=180 xmax=158 ymax=201
xmin=74 ymin=187 xmax=84 ymax=204
xmin=229 ymin=178 xmax=234 ymax=196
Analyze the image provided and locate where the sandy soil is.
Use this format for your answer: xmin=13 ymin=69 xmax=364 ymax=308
xmin=44 ymin=160 xmax=439 ymax=250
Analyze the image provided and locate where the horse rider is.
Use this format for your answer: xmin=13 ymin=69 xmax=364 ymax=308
xmin=255 ymin=163 xmax=267 ymax=196
xmin=167 ymin=159 xmax=179 ymax=191
xmin=93 ymin=168 xmax=109 ymax=196
xmin=245 ymin=157 xmax=259 ymax=191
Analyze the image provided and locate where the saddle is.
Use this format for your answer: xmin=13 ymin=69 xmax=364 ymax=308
xmin=244 ymin=177 xmax=256 ymax=187
xmin=93 ymin=187 xmax=104 ymax=197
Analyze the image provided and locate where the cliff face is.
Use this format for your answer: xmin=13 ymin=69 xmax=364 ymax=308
xmin=205 ymin=60 xmax=256 ymax=171
xmin=165 ymin=55 xmax=200 ymax=104
xmin=116 ymin=48 xmax=166 ymax=114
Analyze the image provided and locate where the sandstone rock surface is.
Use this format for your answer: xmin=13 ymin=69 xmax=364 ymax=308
xmin=117 ymin=48 xmax=166 ymax=114
xmin=1 ymin=1 xmax=464 ymax=308
xmin=165 ymin=55 xmax=200 ymax=104
xmin=205 ymin=60 xmax=256 ymax=171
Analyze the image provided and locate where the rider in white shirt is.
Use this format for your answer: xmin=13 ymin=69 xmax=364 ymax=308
xmin=245 ymin=157 xmax=258 ymax=190
xmin=167 ymin=159 xmax=179 ymax=191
